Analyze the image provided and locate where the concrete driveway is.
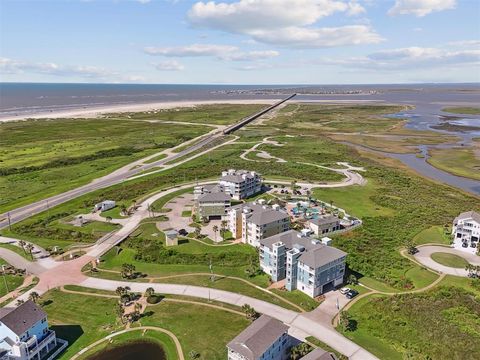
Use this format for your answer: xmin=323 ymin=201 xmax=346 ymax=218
xmin=414 ymin=245 xmax=480 ymax=276
xmin=156 ymin=193 xmax=195 ymax=234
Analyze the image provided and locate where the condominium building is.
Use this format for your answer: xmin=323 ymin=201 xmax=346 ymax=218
xmin=259 ymin=230 xmax=347 ymax=298
xmin=0 ymin=301 xmax=60 ymax=360
xmin=453 ymin=211 xmax=480 ymax=245
xmin=194 ymin=184 xmax=231 ymax=220
xmin=227 ymin=203 xmax=290 ymax=247
xmin=308 ymin=215 xmax=341 ymax=236
xmin=219 ymin=169 xmax=262 ymax=200
xmin=227 ymin=315 xmax=291 ymax=360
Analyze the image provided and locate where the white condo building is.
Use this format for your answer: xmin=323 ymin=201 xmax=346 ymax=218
xmin=453 ymin=211 xmax=480 ymax=246
xmin=219 ymin=169 xmax=262 ymax=200
xmin=227 ymin=203 xmax=290 ymax=247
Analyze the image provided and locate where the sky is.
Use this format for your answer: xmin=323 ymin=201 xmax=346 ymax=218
xmin=0 ymin=0 xmax=479 ymax=84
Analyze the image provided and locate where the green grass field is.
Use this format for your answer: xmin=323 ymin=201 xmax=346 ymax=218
xmin=431 ymin=252 xmax=469 ymax=268
xmin=0 ymin=258 xmax=24 ymax=297
xmin=427 ymin=147 xmax=480 ymax=181
xmin=42 ymin=288 xmax=249 ymax=360
xmin=442 ymin=107 xmax=480 ymax=115
xmin=413 ymin=225 xmax=451 ymax=245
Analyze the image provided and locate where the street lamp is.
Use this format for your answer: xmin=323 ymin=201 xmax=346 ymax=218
xmin=1 ymin=265 xmax=9 ymax=293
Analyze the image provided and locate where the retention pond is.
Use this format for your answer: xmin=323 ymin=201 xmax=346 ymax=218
xmin=86 ymin=340 xmax=166 ymax=360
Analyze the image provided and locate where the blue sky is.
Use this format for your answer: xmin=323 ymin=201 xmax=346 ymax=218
xmin=1 ymin=0 xmax=479 ymax=84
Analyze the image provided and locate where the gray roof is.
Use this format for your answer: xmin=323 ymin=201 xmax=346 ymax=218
xmin=241 ymin=203 xmax=289 ymax=226
xmin=299 ymin=245 xmax=347 ymax=268
xmin=198 ymin=191 xmax=231 ymax=203
xmin=300 ymin=348 xmax=337 ymax=360
xmin=227 ymin=315 xmax=289 ymax=360
xmin=310 ymin=215 xmax=340 ymax=226
xmin=455 ymin=211 xmax=480 ymax=224
xmin=260 ymin=230 xmax=319 ymax=251
xmin=0 ymin=300 xmax=46 ymax=336
xmin=221 ymin=170 xmax=258 ymax=183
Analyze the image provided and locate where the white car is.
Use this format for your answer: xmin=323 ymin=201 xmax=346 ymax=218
xmin=340 ymin=287 xmax=351 ymax=295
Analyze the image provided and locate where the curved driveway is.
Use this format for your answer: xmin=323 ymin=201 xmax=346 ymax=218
xmin=413 ymin=245 xmax=480 ymax=276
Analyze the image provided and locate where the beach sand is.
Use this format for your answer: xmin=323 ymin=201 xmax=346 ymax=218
xmin=0 ymin=98 xmax=384 ymax=123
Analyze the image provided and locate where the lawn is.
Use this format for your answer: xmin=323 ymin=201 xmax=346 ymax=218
xmin=41 ymin=288 xmax=249 ymax=360
xmin=312 ymin=180 xmax=395 ymax=219
xmin=431 ymin=252 xmax=469 ymax=268
xmin=0 ymin=258 xmax=24 ymax=297
xmin=404 ymin=266 xmax=439 ymax=289
xmin=413 ymin=225 xmax=451 ymax=245
xmin=341 ymin=287 xmax=480 ymax=359
xmin=427 ymin=147 xmax=480 ymax=181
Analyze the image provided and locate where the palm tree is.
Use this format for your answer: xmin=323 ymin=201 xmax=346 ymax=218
xmin=121 ymin=263 xmax=136 ymax=279
xmin=145 ymin=287 xmax=155 ymax=298
xmin=29 ymin=291 xmax=40 ymax=303
xmin=120 ymin=204 xmax=127 ymax=216
xmin=18 ymin=240 xmax=26 ymax=254
xmin=212 ymin=225 xmax=219 ymax=242
xmin=115 ymin=303 xmax=124 ymax=323
xmin=25 ymin=244 xmax=34 ymax=260
xmin=220 ymin=220 xmax=228 ymax=240
xmin=194 ymin=227 xmax=201 ymax=239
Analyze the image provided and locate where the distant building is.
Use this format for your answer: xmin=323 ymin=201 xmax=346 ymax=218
xmin=227 ymin=315 xmax=291 ymax=360
xmin=93 ymin=200 xmax=116 ymax=213
xmin=219 ymin=169 xmax=262 ymax=200
xmin=452 ymin=211 xmax=480 ymax=246
xmin=259 ymin=230 xmax=346 ymax=298
xmin=164 ymin=230 xmax=179 ymax=246
xmin=194 ymin=184 xmax=231 ymax=220
xmin=227 ymin=203 xmax=290 ymax=247
xmin=309 ymin=215 xmax=341 ymax=236
xmin=0 ymin=300 xmax=62 ymax=360
xmin=300 ymin=348 xmax=337 ymax=360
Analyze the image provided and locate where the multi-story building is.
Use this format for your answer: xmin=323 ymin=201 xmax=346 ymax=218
xmin=453 ymin=211 xmax=480 ymax=246
xmin=227 ymin=203 xmax=290 ymax=247
xmin=259 ymin=230 xmax=347 ymax=298
xmin=0 ymin=300 xmax=60 ymax=360
xmin=227 ymin=315 xmax=291 ymax=360
xmin=219 ymin=169 xmax=262 ymax=200
xmin=194 ymin=184 xmax=231 ymax=220
xmin=308 ymin=215 xmax=341 ymax=236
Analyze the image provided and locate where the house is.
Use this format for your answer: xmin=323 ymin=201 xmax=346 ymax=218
xmin=309 ymin=215 xmax=341 ymax=236
xmin=300 ymin=348 xmax=337 ymax=360
xmin=452 ymin=211 xmax=480 ymax=246
xmin=0 ymin=300 xmax=61 ymax=360
xmin=227 ymin=203 xmax=290 ymax=247
xmin=164 ymin=230 xmax=179 ymax=247
xmin=227 ymin=315 xmax=291 ymax=360
xmin=259 ymin=230 xmax=347 ymax=298
xmin=93 ymin=200 xmax=116 ymax=213
xmin=219 ymin=169 xmax=262 ymax=200
xmin=194 ymin=184 xmax=231 ymax=220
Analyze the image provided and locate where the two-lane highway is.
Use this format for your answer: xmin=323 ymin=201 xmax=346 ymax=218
xmin=0 ymin=95 xmax=296 ymax=230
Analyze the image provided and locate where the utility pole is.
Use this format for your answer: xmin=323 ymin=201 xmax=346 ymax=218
xmin=7 ymin=212 xmax=11 ymax=231
xmin=209 ymin=258 xmax=215 ymax=283
xmin=1 ymin=265 xmax=8 ymax=293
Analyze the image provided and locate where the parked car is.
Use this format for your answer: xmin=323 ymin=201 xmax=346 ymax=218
xmin=340 ymin=287 xmax=351 ymax=295
xmin=471 ymin=242 xmax=477 ymax=248
xmin=178 ymin=229 xmax=188 ymax=236
xmin=462 ymin=242 xmax=468 ymax=248
xmin=346 ymin=289 xmax=359 ymax=299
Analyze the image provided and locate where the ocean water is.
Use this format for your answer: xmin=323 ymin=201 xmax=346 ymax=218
xmin=1 ymin=82 xmax=479 ymax=119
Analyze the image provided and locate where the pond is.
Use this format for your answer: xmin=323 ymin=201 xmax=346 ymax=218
xmin=86 ymin=340 xmax=167 ymax=360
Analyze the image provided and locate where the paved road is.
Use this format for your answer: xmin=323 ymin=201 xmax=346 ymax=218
xmin=0 ymin=96 xmax=296 ymax=230
xmin=414 ymin=245 xmax=480 ymax=276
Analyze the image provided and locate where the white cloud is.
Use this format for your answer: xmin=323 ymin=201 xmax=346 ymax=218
xmin=153 ymin=60 xmax=185 ymax=71
xmin=0 ymin=57 xmax=141 ymax=82
xmin=447 ymin=40 xmax=480 ymax=47
xmin=187 ymin=0 xmax=379 ymax=48
xmin=144 ymin=44 xmax=279 ymax=61
xmin=388 ymin=0 xmax=456 ymax=17
xmin=319 ymin=46 xmax=480 ymax=70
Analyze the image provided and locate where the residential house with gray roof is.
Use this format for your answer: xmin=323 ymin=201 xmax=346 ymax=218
xmin=0 ymin=300 xmax=60 ymax=360
xmin=227 ymin=315 xmax=291 ymax=360
xmin=194 ymin=184 xmax=232 ymax=220
xmin=259 ymin=230 xmax=346 ymax=298
xmin=219 ymin=169 xmax=262 ymax=200
xmin=453 ymin=211 xmax=480 ymax=247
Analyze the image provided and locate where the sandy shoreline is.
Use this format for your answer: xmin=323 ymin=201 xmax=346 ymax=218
xmin=0 ymin=98 xmax=384 ymax=123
